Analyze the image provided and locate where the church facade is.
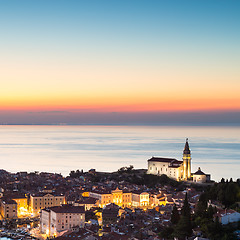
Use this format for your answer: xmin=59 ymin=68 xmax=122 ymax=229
xmin=147 ymin=139 xmax=192 ymax=181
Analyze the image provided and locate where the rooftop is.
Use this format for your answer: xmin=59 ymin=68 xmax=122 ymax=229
xmin=47 ymin=205 xmax=85 ymax=214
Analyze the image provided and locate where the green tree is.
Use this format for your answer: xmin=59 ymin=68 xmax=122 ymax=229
xmin=171 ymin=204 xmax=180 ymax=225
xmin=173 ymin=216 xmax=192 ymax=240
xmin=173 ymin=193 xmax=192 ymax=239
xmin=181 ymin=193 xmax=191 ymax=219
xmin=206 ymin=205 xmax=214 ymax=219
xmin=159 ymin=226 xmax=174 ymax=239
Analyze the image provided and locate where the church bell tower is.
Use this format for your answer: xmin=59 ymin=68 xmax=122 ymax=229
xmin=183 ymin=138 xmax=191 ymax=180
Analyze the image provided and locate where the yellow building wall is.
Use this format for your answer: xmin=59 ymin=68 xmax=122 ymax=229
xmin=12 ymin=197 xmax=29 ymax=217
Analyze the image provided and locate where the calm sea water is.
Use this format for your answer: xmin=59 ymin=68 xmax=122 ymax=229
xmin=0 ymin=125 xmax=239 ymax=181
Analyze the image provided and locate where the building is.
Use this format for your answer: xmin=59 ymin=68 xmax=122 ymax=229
xmin=30 ymin=192 xmax=66 ymax=217
xmin=102 ymin=203 xmax=119 ymax=226
xmin=214 ymin=209 xmax=240 ymax=225
xmin=74 ymin=197 xmax=98 ymax=211
xmin=111 ymin=188 xmax=132 ymax=208
xmin=89 ymin=188 xmax=146 ymax=208
xmin=147 ymin=139 xmax=191 ymax=181
xmin=10 ymin=194 xmax=29 ymax=217
xmin=89 ymin=190 xmax=112 ymax=208
xmin=0 ymin=193 xmax=29 ymax=218
xmin=132 ymin=191 xmax=150 ymax=208
xmin=40 ymin=205 xmax=85 ymax=237
xmin=54 ymin=228 xmax=98 ymax=240
xmin=0 ymin=197 xmax=17 ymax=219
xmin=193 ymin=167 xmax=210 ymax=183
xmin=147 ymin=139 xmax=210 ymax=182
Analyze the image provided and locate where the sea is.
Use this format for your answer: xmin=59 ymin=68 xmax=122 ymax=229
xmin=0 ymin=125 xmax=239 ymax=182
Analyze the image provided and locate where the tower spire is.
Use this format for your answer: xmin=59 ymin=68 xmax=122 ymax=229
xmin=183 ymin=138 xmax=190 ymax=154
xmin=182 ymin=138 xmax=191 ymax=180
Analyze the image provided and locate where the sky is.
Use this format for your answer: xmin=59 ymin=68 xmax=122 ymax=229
xmin=0 ymin=0 xmax=240 ymax=125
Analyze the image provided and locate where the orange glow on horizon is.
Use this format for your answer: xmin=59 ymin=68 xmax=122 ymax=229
xmin=0 ymin=97 xmax=240 ymax=112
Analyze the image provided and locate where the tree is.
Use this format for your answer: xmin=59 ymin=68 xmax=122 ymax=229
xmin=195 ymin=200 xmax=207 ymax=218
xmin=181 ymin=193 xmax=191 ymax=219
xmin=159 ymin=226 xmax=174 ymax=239
xmin=171 ymin=204 xmax=180 ymax=225
xmin=173 ymin=193 xmax=192 ymax=239
xmin=173 ymin=216 xmax=192 ymax=240
xmin=206 ymin=205 xmax=214 ymax=219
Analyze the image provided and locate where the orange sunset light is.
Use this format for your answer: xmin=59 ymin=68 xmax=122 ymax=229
xmin=0 ymin=97 xmax=240 ymax=112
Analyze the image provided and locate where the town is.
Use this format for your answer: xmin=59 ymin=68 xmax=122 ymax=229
xmin=0 ymin=141 xmax=239 ymax=240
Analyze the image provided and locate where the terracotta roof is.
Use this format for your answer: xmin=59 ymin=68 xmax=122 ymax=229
xmin=31 ymin=192 xmax=65 ymax=197
xmin=0 ymin=198 xmax=17 ymax=204
xmin=148 ymin=157 xmax=179 ymax=163
xmin=194 ymin=167 xmax=206 ymax=175
xmin=214 ymin=209 xmax=238 ymax=218
xmin=54 ymin=229 xmax=94 ymax=239
xmin=4 ymin=193 xmax=26 ymax=199
xmin=48 ymin=205 xmax=85 ymax=213
xmin=90 ymin=190 xmax=111 ymax=194
xmin=76 ymin=197 xmax=97 ymax=205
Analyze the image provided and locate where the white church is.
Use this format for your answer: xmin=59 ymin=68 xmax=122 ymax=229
xmin=147 ymin=139 xmax=210 ymax=183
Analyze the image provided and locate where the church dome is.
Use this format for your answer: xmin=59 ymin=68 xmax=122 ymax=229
xmin=194 ymin=167 xmax=206 ymax=175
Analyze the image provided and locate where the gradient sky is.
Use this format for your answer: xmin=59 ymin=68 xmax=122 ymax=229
xmin=0 ymin=0 xmax=240 ymax=124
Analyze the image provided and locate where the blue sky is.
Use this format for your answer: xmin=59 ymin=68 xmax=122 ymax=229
xmin=0 ymin=0 xmax=240 ymax=125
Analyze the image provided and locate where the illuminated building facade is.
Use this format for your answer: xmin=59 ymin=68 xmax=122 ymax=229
xmin=74 ymin=197 xmax=98 ymax=211
xmin=193 ymin=167 xmax=210 ymax=183
xmin=89 ymin=188 xmax=147 ymax=208
xmin=147 ymin=139 xmax=192 ymax=181
xmin=111 ymin=188 xmax=132 ymax=208
xmin=11 ymin=195 xmax=28 ymax=217
xmin=132 ymin=191 xmax=150 ymax=207
xmin=0 ymin=198 xmax=17 ymax=219
xmin=30 ymin=193 xmax=66 ymax=217
xmin=89 ymin=191 xmax=112 ymax=208
xmin=40 ymin=205 xmax=85 ymax=237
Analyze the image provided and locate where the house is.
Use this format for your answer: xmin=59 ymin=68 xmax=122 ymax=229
xmin=89 ymin=190 xmax=112 ymax=208
xmin=214 ymin=209 xmax=240 ymax=225
xmin=74 ymin=197 xmax=98 ymax=210
xmin=102 ymin=203 xmax=119 ymax=226
xmin=40 ymin=205 xmax=85 ymax=237
xmin=54 ymin=228 xmax=98 ymax=239
xmin=10 ymin=194 xmax=28 ymax=217
xmin=132 ymin=191 xmax=150 ymax=208
xmin=0 ymin=197 xmax=17 ymax=219
xmin=30 ymin=192 xmax=66 ymax=216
